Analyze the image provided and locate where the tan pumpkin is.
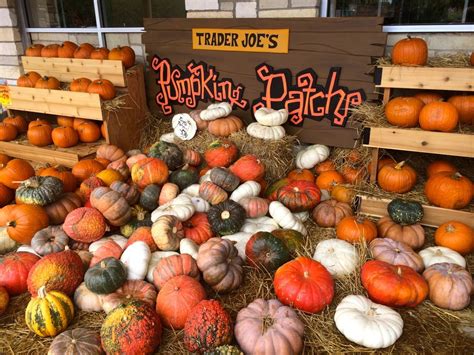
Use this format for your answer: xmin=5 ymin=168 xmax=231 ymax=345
xmin=44 ymin=192 xmax=82 ymax=225
xmin=238 ymin=197 xmax=269 ymax=218
xmin=377 ymin=216 xmax=425 ymax=250
xmin=158 ymin=183 xmax=179 ymax=206
xmin=47 ymin=328 xmax=102 ymax=355
xmin=311 ymin=199 xmax=353 ymax=228
xmin=369 ymin=238 xmax=424 ymax=272
xmin=110 ymin=181 xmax=140 ymax=205
xmin=151 ymin=215 xmax=184 ymax=251
xmin=90 ymin=187 xmax=131 ymax=226
xmin=100 ymin=280 xmax=157 ymax=314
xmin=152 ymin=254 xmax=200 ymax=289
xmin=207 ymin=115 xmax=244 ymax=137
xmin=97 ymin=144 xmax=126 ymax=162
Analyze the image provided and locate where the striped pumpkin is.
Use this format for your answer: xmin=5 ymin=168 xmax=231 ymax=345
xmin=25 ymin=286 xmax=74 ymax=337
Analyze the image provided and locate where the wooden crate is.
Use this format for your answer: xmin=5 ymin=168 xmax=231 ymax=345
xmin=355 ymin=195 xmax=474 ymax=228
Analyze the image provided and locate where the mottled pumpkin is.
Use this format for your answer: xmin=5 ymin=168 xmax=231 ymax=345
xmin=131 ymin=157 xmax=169 ymax=189
xmin=169 ymin=166 xmax=199 ymax=190
xmin=85 ymin=257 xmax=127 ymax=294
xmin=277 ymin=180 xmax=321 ymax=212
xmin=387 ymin=198 xmax=424 ymax=225
xmin=140 ymin=184 xmax=161 ymax=211
xmin=63 ymin=207 xmax=106 ymax=243
xmin=149 ymin=141 xmax=183 ymax=170
xmin=246 ymin=231 xmax=291 ymax=271
xmin=210 ymin=167 xmax=240 ymax=192
xmin=78 ymin=176 xmax=106 ymax=202
xmin=15 ymin=176 xmax=63 ymax=206
xmin=90 ymin=187 xmax=131 ymax=226
xmin=199 ymin=181 xmax=229 ymax=205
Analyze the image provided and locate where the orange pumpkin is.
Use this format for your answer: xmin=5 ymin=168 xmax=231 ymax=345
xmin=367 ymin=157 xmax=396 ymax=173
xmin=108 ymin=46 xmax=136 ymax=69
xmin=72 ymin=159 xmax=105 ymax=182
xmin=77 ymin=122 xmax=101 ymax=143
xmin=0 ymin=154 xmax=10 ymax=165
xmin=414 ymin=91 xmax=443 ymax=105
xmin=3 ymin=204 xmax=49 ymax=244
xmin=27 ymin=124 xmax=53 ymax=147
xmin=52 ymin=126 xmax=79 ymax=148
xmin=447 ymin=95 xmax=474 ymax=125
xmin=287 ymin=169 xmax=314 ymax=182
xmin=25 ymin=44 xmax=44 ymax=57
xmin=3 ymin=115 xmax=27 ymax=134
xmin=29 ymin=119 xmax=51 ymax=129
xmin=313 ymin=160 xmax=336 ymax=175
xmin=95 ymin=158 xmax=111 ymax=167
xmin=73 ymin=43 xmax=94 ymax=59
xmin=57 ymin=116 xmax=75 ymax=128
xmin=391 ymin=36 xmax=428 ymax=66
xmin=315 ymin=170 xmax=345 ymax=191
xmin=34 ymin=76 xmax=61 ymax=90
xmin=17 ymin=71 xmax=41 ymax=88
xmin=426 ymin=160 xmax=457 ymax=178
xmin=0 ymin=183 xmax=14 ymax=207
xmin=0 ymin=159 xmax=35 ymax=189
xmin=425 ymin=172 xmax=473 ymax=210
xmin=87 ymin=79 xmax=116 ymax=100
xmin=57 ymin=41 xmax=78 ymax=58
xmin=330 ymin=184 xmax=354 ymax=203
xmin=377 ymin=161 xmax=417 ymax=193
xmin=38 ymin=166 xmax=77 ymax=193
xmin=208 ymin=115 xmax=244 ymax=137
xmin=384 ymin=97 xmax=424 ymax=128
xmin=419 ymin=101 xmax=459 ymax=132
xmin=434 ymin=221 xmax=473 ymax=255
xmin=336 ymin=216 xmax=377 ymax=244
xmin=90 ymin=47 xmax=110 ymax=60
xmin=0 ymin=123 xmax=17 ymax=142
xmin=341 ymin=165 xmax=366 ymax=184
xmin=131 ymin=158 xmax=169 ymax=189
xmin=73 ymin=118 xmax=88 ymax=130
xmin=41 ymin=44 xmax=59 ymax=58
xmin=100 ymin=123 xmax=108 ymax=140
xmin=70 ymin=78 xmax=92 ymax=93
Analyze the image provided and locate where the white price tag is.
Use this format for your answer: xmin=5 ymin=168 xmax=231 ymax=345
xmin=172 ymin=113 xmax=197 ymax=141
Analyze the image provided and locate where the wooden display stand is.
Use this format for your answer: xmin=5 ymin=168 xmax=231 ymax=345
xmin=358 ymin=65 xmax=474 ymax=227
xmin=1 ymin=57 xmax=148 ymax=167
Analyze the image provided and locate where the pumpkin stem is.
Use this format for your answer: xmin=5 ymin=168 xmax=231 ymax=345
xmin=221 ymin=210 xmax=230 ymax=220
xmin=100 ymin=261 xmax=107 ymax=268
xmin=452 ymin=172 xmax=462 ymax=180
xmin=38 ymin=286 xmax=47 ymax=299
xmin=445 ymin=224 xmax=456 ymax=233
xmin=261 ymin=316 xmax=274 ymax=334
xmin=394 ymin=161 xmax=406 ymax=170
xmin=6 ymin=220 xmax=15 ymax=227
xmin=396 ymin=267 xmax=402 ymax=276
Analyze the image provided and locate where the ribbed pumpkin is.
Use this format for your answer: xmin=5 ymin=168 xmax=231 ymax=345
xmin=378 ymin=161 xmax=417 ymax=193
xmin=38 ymin=166 xmax=77 ymax=193
xmin=238 ymin=196 xmax=269 ymax=218
xmin=0 ymin=158 xmax=35 ymax=189
xmin=31 ymin=226 xmax=69 ymax=256
xmin=384 ymin=97 xmax=424 ymax=128
xmin=425 ymin=172 xmax=472 ymax=209
xmin=434 ymin=221 xmax=473 ymax=255
xmin=3 ymin=204 xmax=49 ymax=244
xmin=336 ymin=216 xmax=377 ymax=244
xmin=169 ymin=166 xmax=199 ymax=190
xmin=110 ymin=180 xmax=139 ymax=205
xmin=78 ymin=176 xmax=105 ymax=202
xmin=25 ymin=286 xmax=74 ymax=337
xmin=57 ymin=115 xmax=74 ymax=127
xmin=183 ymin=212 xmax=214 ymax=245
xmin=85 ymin=257 xmax=127 ymax=294
xmin=156 ymin=275 xmax=206 ymax=329
xmin=158 ymin=183 xmax=179 ymax=206
xmin=107 ymin=158 xmax=130 ymax=179
xmin=183 ymin=149 xmax=202 ymax=166
xmin=97 ymin=144 xmax=126 ymax=162
xmin=63 ymin=207 xmax=106 ymax=242
xmin=131 ymin=157 xmax=169 ymax=189
xmin=391 ymin=36 xmax=428 ymax=66
xmin=140 ymin=184 xmax=161 ymax=211
xmin=90 ymin=187 xmax=131 ymax=226
xmin=264 ymin=178 xmax=290 ymax=201
xmin=153 ymin=254 xmax=199 ymax=289
xmin=199 ymin=181 xmax=228 ymax=205
xmin=312 ymin=199 xmax=353 ymax=228
xmin=70 ymin=77 xmax=91 ymax=92
xmin=151 ymin=215 xmax=184 ymax=251
xmin=101 ymin=280 xmax=157 ymax=314
xmin=377 ymin=216 xmax=425 ymax=250
xmin=90 ymin=240 xmax=123 ymax=266
xmin=35 ymin=76 xmax=60 ymax=90
xmin=101 ymin=300 xmax=162 ymax=354
xmin=95 ymin=168 xmax=124 ymax=186
xmin=315 ymin=170 xmax=345 ymax=191
xmin=0 ymin=252 xmax=40 ymax=295
xmin=369 ymin=238 xmax=424 ymax=272
xmin=288 ymin=168 xmax=314 ymax=182
xmin=448 ymin=95 xmax=474 ymax=125
xmin=277 ymin=180 xmax=321 ymax=212
xmin=72 ymin=159 xmax=105 ymax=182
xmin=208 ymin=200 xmax=246 ymax=236
xmin=230 ymin=155 xmax=265 ymax=182
xmin=419 ymin=101 xmax=459 ymax=132
xmin=387 ymin=198 xmax=424 ymax=225
xmin=149 ymin=141 xmax=183 ymax=170
xmin=125 ymin=226 xmax=157 ymax=252
xmin=210 ymin=167 xmax=240 ymax=191
xmin=27 ymin=249 xmax=84 ymax=296
xmin=15 ymin=176 xmax=63 ymax=206
xmin=183 ymin=300 xmax=233 ymax=352
xmin=25 ymin=44 xmax=44 ymax=56
xmin=204 ymin=139 xmax=239 ymax=168
xmin=47 ymin=328 xmax=103 ymax=355
xmin=245 ymin=231 xmax=291 ymax=271
xmin=120 ymin=206 xmax=152 ymax=237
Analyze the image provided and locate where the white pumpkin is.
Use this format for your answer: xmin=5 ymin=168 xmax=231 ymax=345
xmin=160 ymin=132 xmax=178 ymax=143
xmin=151 ymin=194 xmax=195 ymax=222
xmin=180 ymin=238 xmax=199 ymax=260
xmin=295 ymin=144 xmax=330 ymax=169
xmin=246 ymin=122 xmax=285 ymax=140
xmin=293 ymin=211 xmax=309 ymax=223
xmin=419 ymin=246 xmax=466 ymax=268
xmin=120 ymin=241 xmax=151 ymax=280
xmin=73 ymin=282 xmax=103 ymax=312
xmin=190 ymin=196 xmax=210 ymax=213
xmin=241 ymin=217 xmax=279 ymax=233
xmin=268 ymin=201 xmax=307 ymax=236
xmin=182 ymin=184 xmax=200 ymax=197
xmin=16 ymin=245 xmax=41 ymax=257
xmin=230 ymin=181 xmax=261 ymax=202
xmin=89 ymin=235 xmax=127 ymax=254
xmin=146 ymin=251 xmax=179 ymax=283
xmin=254 ymin=107 xmax=288 ymax=126
xmin=320 ymin=189 xmax=331 ymax=201
xmin=335 ymin=295 xmax=403 ymax=349
xmin=313 ymin=239 xmax=358 ymax=277
xmin=0 ymin=227 xmax=17 ymax=254
xmin=200 ymin=102 xmax=232 ymax=121
xmin=222 ymin=232 xmax=252 ymax=260
xmin=199 ymin=170 xmax=212 ymax=184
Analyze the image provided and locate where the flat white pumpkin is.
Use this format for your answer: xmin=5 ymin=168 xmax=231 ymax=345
xmin=268 ymin=201 xmax=307 ymax=235
xmin=419 ymin=246 xmax=466 ymax=268
xmin=200 ymin=102 xmax=232 ymax=121
xmin=180 ymin=238 xmax=199 ymax=260
xmin=151 ymin=194 xmax=195 ymax=222
xmin=182 ymin=184 xmax=200 ymax=197
xmin=146 ymin=251 xmax=179 ymax=283
xmin=16 ymin=245 xmax=41 ymax=257
xmin=89 ymin=235 xmax=127 ymax=254
xmin=296 ymin=144 xmax=330 ymax=169
xmin=74 ymin=282 xmax=103 ymax=312
xmin=313 ymin=239 xmax=358 ymax=277
xmin=246 ymin=122 xmax=286 ymax=140
xmin=222 ymin=232 xmax=253 ymax=260
xmin=190 ymin=196 xmax=210 ymax=212
xmin=230 ymin=181 xmax=261 ymax=202
xmin=335 ymin=295 xmax=403 ymax=349
xmin=293 ymin=211 xmax=309 ymax=222
xmin=241 ymin=217 xmax=279 ymax=233
xmin=120 ymin=241 xmax=151 ymax=280
xmin=254 ymin=107 xmax=288 ymax=126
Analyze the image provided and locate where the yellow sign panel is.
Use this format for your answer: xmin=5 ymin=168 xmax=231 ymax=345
xmin=192 ymin=28 xmax=289 ymax=54
xmin=0 ymin=85 xmax=11 ymax=107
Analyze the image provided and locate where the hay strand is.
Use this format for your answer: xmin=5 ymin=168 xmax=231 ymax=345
xmin=376 ymin=52 xmax=471 ymax=68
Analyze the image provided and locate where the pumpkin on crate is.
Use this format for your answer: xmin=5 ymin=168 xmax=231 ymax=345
xmin=425 ymin=171 xmax=472 ymax=209
xmin=208 ymin=115 xmax=244 ymax=137
xmin=274 ymin=256 xmax=334 ymax=313
xmin=72 ymin=118 xmax=88 ymax=130
xmin=313 ymin=239 xmax=358 ymax=278
xmin=153 ymin=253 xmax=199 ymax=289
xmin=204 ymin=139 xmax=239 ymax=168
xmin=434 ymin=221 xmax=473 ymax=255
xmin=151 ymin=214 xmax=184 ymax=251
xmin=336 ymin=216 xmax=377 ymax=244
xmin=3 ymin=115 xmax=28 ymax=133
xmin=85 ymin=257 xmax=127 ymax=294
xmin=48 ymin=328 xmax=102 ymax=355
xmin=0 ymin=286 xmax=8 ymax=315
xmin=377 ymin=216 xmax=425 ymax=250
xmin=120 ymin=241 xmax=151 ymax=280
xmin=2 ymin=204 xmax=49 ymax=244
xmin=131 ymin=157 xmax=169 ymax=188
xmin=70 ymin=77 xmax=92 ymax=92
xmin=369 ymin=238 xmax=424 ymax=272
xmin=108 ymin=46 xmax=136 ymax=69
xmin=25 ymin=44 xmax=44 ymax=57
xmin=419 ymin=101 xmax=459 ymax=132
xmin=377 ymin=161 xmax=417 ymax=193
xmin=384 ymin=97 xmax=424 ymax=128
xmin=387 ymin=198 xmax=424 ymax=225
xmin=100 ymin=300 xmax=162 ymax=355
xmin=448 ymin=95 xmax=474 ymax=125
xmin=315 ymin=170 xmax=345 ymax=191
xmin=39 ymin=166 xmax=77 ymax=193
xmin=197 ymin=237 xmax=244 ymax=293
xmin=414 ymin=91 xmax=443 ymax=105
xmin=391 ymin=36 xmax=428 ymax=66
xmin=0 ymin=183 xmax=14 ymax=207
xmin=35 ymin=76 xmax=61 ymax=90
xmin=426 ymin=160 xmax=457 ymax=178
xmin=139 ymin=184 xmax=161 ymax=211
xmin=27 ymin=123 xmax=53 ymax=146
xmin=158 ymin=183 xmax=179 ymax=206
xmin=31 ymin=226 xmax=69 ymax=256
xmin=72 ymin=159 xmax=105 ymax=182
xmin=0 ymin=154 xmax=10 ymax=165
xmin=312 ymin=199 xmax=353 ymax=228
xmin=57 ymin=41 xmax=78 ymax=58
xmin=77 ymin=122 xmax=101 ymax=143
xmin=419 ymin=246 xmax=466 ymax=269
xmin=25 ymin=286 xmax=75 ymax=337
xmin=110 ymin=180 xmax=139 ymax=205
xmin=40 ymin=44 xmax=60 ymax=57
xmin=29 ymin=118 xmax=51 ymax=129
xmin=15 ymin=176 xmax=63 ymax=206
xmin=90 ymin=47 xmax=110 ymax=59
xmin=208 ymin=200 xmax=246 ymax=236
xmin=184 ymin=300 xmax=233 ymax=353
xmin=423 ymin=263 xmax=472 ymax=311
xmin=184 ymin=212 xmax=214 ymax=245
xmin=73 ymin=282 xmax=103 ymax=312
xmin=245 ymin=231 xmax=290 ymax=272
xmin=63 ymin=207 xmax=106 ymax=243
xmin=235 ymin=298 xmax=304 ymax=355
xmin=125 ymin=226 xmax=157 ymax=252
xmin=90 ymin=186 xmax=131 ymax=226
xmin=361 ymin=259 xmax=428 ymax=307
xmin=277 ymin=180 xmax=321 ymax=212
xmin=27 ymin=249 xmax=84 ymax=296
xmin=73 ymin=43 xmax=94 ymax=59
xmin=0 ymin=123 xmax=17 ymax=141
xmin=87 ymin=79 xmax=116 ymax=100
xmin=0 ymin=252 xmax=40 ymax=295
xmin=149 ymin=141 xmax=183 ymax=170
xmin=101 ymin=279 xmax=157 ymax=314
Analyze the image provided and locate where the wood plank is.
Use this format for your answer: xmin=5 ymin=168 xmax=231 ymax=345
xmin=22 ymin=57 xmax=126 ymax=87
xmin=376 ymin=66 xmax=474 ymax=92
xmin=356 ymin=195 xmax=474 ymax=228
xmin=363 ymin=127 xmax=474 ymax=158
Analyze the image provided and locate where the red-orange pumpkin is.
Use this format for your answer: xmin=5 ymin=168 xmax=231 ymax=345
xmin=63 ymin=207 xmax=106 ymax=243
xmin=434 ymin=221 xmax=473 ymax=255
xmin=315 ymin=170 xmax=345 ymax=191
xmin=25 ymin=44 xmax=44 ymax=57
xmin=108 ymin=46 xmax=136 ymax=69
xmin=57 ymin=41 xmax=78 ymax=58
xmin=73 ymin=43 xmax=94 ymax=59
xmin=426 ymin=160 xmax=457 ymax=178
xmin=419 ymin=101 xmax=459 ymax=132
xmin=0 ymin=252 xmax=40 ymax=295
xmin=72 ymin=159 xmax=105 ymax=182
xmin=90 ymin=240 xmax=123 ymax=266
xmin=3 ymin=115 xmax=28 ymax=134
xmin=277 ymin=180 xmax=321 ymax=212
xmin=78 ymin=176 xmax=105 ymax=202
xmin=378 ymin=161 xmax=417 ymax=193
xmin=125 ymin=227 xmax=157 ymax=252
xmin=34 ymin=76 xmax=60 ymax=90
xmin=153 ymin=254 xmax=200 ymax=290
xmin=204 ymin=139 xmax=239 ymax=168
xmin=41 ymin=44 xmax=59 ymax=58
xmin=87 ymin=79 xmax=116 ymax=100
xmin=448 ymin=95 xmax=474 ymax=125
xmin=287 ymin=168 xmax=314 ymax=182
xmin=0 ymin=183 xmax=13 ymax=207
xmin=0 ymin=123 xmax=17 ymax=142
xmin=131 ymin=157 xmax=169 ymax=189
xmin=184 ymin=212 xmax=214 ymax=245
xmin=17 ymin=71 xmax=41 ymax=88
xmin=230 ymin=154 xmax=265 ymax=181
xmin=2 ymin=204 xmax=49 ymax=244
xmin=391 ymin=36 xmax=428 ymax=66
xmin=77 ymin=122 xmax=101 ymax=143
xmin=424 ymin=172 xmax=473 ymax=209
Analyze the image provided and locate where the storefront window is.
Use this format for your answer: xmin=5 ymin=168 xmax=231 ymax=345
xmin=25 ymin=0 xmax=96 ymax=28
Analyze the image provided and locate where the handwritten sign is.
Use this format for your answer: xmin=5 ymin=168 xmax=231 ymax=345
xmin=192 ymin=28 xmax=289 ymax=54
xmin=172 ymin=113 xmax=197 ymax=141
xmin=0 ymin=85 xmax=11 ymax=107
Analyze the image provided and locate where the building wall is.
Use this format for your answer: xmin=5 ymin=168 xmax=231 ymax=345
xmin=0 ymin=0 xmax=23 ymax=84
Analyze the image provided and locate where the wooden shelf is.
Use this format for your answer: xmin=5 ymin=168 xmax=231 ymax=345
xmin=362 ymin=126 xmax=474 ymax=158
xmin=355 ymin=195 xmax=474 ymax=228
xmin=22 ymin=56 xmax=126 ymax=87
xmin=0 ymin=137 xmax=103 ymax=167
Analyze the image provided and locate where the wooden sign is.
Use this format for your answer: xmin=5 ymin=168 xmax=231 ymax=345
xmin=192 ymin=28 xmax=289 ymax=53
xmin=143 ymin=18 xmax=387 ymax=148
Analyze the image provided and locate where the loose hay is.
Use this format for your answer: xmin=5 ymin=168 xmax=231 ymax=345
xmin=375 ymin=52 xmax=471 ymax=68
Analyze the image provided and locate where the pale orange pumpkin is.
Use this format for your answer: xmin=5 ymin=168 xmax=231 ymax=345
xmin=207 ymin=115 xmax=243 ymax=137
xmin=377 ymin=161 xmax=417 ymax=193
xmin=447 ymin=95 xmax=474 ymax=125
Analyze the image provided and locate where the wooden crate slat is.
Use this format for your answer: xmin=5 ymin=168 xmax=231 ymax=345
xmin=363 ymin=127 xmax=474 ymax=158
xmin=356 ymin=195 xmax=474 ymax=228
xmin=22 ymin=57 xmax=126 ymax=87
xmin=375 ymin=66 xmax=474 ymax=92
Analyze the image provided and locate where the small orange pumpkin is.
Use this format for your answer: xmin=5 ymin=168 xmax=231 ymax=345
xmin=70 ymin=78 xmax=92 ymax=93
xmin=40 ymin=44 xmax=59 ymax=58
xmin=447 ymin=95 xmax=474 ymax=125
xmin=207 ymin=115 xmax=243 ymax=137
xmin=0 ymin=159 xmax=35 ymax=189
xmin=341 ymin=165 xmax=366 ymax=184
xmin=419 ymin=102 xmax=459 ymax=132
xmin=391 ymin=36 xmax=428 ymax=66
xmin=108 ymin=46 xmax=135 ymax=69
xmin=330 ymin=184 xmax=354 ymax=203
xmin=424 ymin=172 xmax=473 ymax=210
xmin=426 ymin=160 xmax=457 ymax=178
xmin=72 ymin=159 xmax=105 ymax=182
xmin=73 ymin=43 xmax=94 ymax=59
xmin=336 ymin=216 xmax=377 ymax=244
xmin=90 ymin=47 xmax=110 ymax=60
xmin=38 ymin=166 xmax=77 ymax=193
xmin=25 ymin=44 xmax=44 ymax=57
xmin=57 ymin=41 xmax=78 ymax=58
xmin=28 ymin=119 xmax=51 ymax=129
xmin=0 ymin=123 xmax=18 ymax=142
xmin=313 ymin=160 xmax=336 ymax=174
xmin=27 ymin=124 xmax=53 ymax=147
xmin=434 ymin=221 xmax=473 ymax=255
xmin=17 ymin=71 xmax=41 ymax=88
xmin=57 ymin=116 xmax=75 ymax=128
xmin=315 ymin=170 xmax=345 ymax=191
xmin=3 ymin=115 xmax=27 ymax=134
xmin=77 ymin=122 xmax=101 ymax=143
xmin=377 ymin=161 xmax=417 ymax=193
xmin=87 ymin=79 xmax=116 ymax=100
xmin=34 ymin=76 xmax=61 ymax=90
xmin=384 ymin=97 xmax=424 ymax=128
xmin=100 ymin=123 xmax=108 ymax=140
xmin=52 ymin=126 xmax=79 ymax=148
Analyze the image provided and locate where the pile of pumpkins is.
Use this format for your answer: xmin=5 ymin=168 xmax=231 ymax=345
xmin=0 ymin=115 xmax=106 ymax=147
xmin=0 ymin=128 xmax=472 ymax=353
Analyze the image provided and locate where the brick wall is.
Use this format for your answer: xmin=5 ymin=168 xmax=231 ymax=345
xmin=0 ymin=0 xmax=23 ymax=85
xmin=387 ymin=33 xmax=473 ymax=57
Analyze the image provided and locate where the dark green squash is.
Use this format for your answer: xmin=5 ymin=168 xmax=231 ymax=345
xmin=84 ymin=257 xmax=126 ymax=294
xmin=148 ymin=141 xmax=183 ymax=170
xmin=139 ymin=184 xmax=161 ymax=211
xmin=210 ymin=168 xmax=240 ymax=192
xmin=169 ymin=166 xmax=199 ymax=190
xmin=387 ymin=198 xmax=424 ymax=225
xmin=208 ymin=200 xmax=246 ymax=236
xmin=204 ymin=345 xmax=243 ymax=355
xmin=120 ymin=206 xmax=152 ymax=237
xmin=245 ymin=232 xmax=290 ymax=272
xmin=271 ymin=229 xmax=304 ymax=254
xmin=15 ymin=176 xmax=63 ymax=206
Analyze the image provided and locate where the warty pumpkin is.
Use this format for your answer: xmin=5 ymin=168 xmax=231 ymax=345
xmin=15 ymin=176 xmax=63 ymax=206
xmin=419 ymin=101 xmax=459 ymax=132
xmin=424 ymin=171 xmax=472 ymax=209
xmin=78 ymin=176 xmax=105 ymax=202
xmin=384 ymin=97 xmax=424 ymax=128
xmin=204 ymin=139 xmax=239 ymax=168
xmin=101 ymin=279 xmax=157 ymax=314
xmin=377 ymin=160 xmax=417 ymax=193
xmin=391 ymin=36 xmax=428 ymax=66
xmin=63 ymin=207 xmax=106 ymax=243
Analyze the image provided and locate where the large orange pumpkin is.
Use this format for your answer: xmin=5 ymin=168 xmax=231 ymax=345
xmin=434 ymin=221 xmax=473 ymax=255
xmin=208 ymin=115 xmax=244 ymax=137
xmin=87 ymin=79 xmax=116 ymax=100
xmin=41 ymin=44 xmax=59 ymax=58
xmin=38 ymin=166 xmax=77 ymax=193
xmin=90 ymin=47 xmax=110 ymax=60
xmin=70 ymin=78 xmax=92 ymax=93
xmin=72 ymin=159 xmax=105 ymax=182
xmin=73 ymin=43 xmax=94 ymax=59
xmin=3 ymin=115 xmax=28 ymax=134
xmin=57 ymin=41 xmax=78 ymax=58
xmin=377 ymin=161 xmax=417 ymax=193
xmin=315 ymin=170 xmax=345 ymax=191
xmin=25 ymin=44 xmax=44 ymax=57
xmin=108 ymin=46 xmax=136 ymax=69
xmin=17 ymin=71 xmax=41 ymax=88
xmin=77 ymin=122 xmax=101 ymax=143
xmin=35 ymin=76 xmax=61 ymax=90
xmin=3 ymin=204 xmax=49 ymax=244
xmin=419 ymin=101 xmax=459 ymax=132
xmin=0 ymin=123 xmax=17 ymax=142
xmin=425 ymin=172 xmax=473 ymax=209
xmin=426 ymin=160 xmax=457 ymax=178
xmin=448 ymin=95 xmax=474 ymax=125
xmin=384 ymin=97 xmax=424 ymax=128
xmin=131 ymin=158 xmax=169 ymax=189
xmin=391 ymin=36 xmax=428 ymax=66
xmin=0 ymin=159 xmax=35 ymax=189
xmin=27 ymin=124 xmax=53 ymax=147
xmin=52 ymin=126 xmax=79 ymax=148
xmin=414 ymin=91 xmax=443 ymax=105
xmin=336 ymin=216 xmax=377 ymax=244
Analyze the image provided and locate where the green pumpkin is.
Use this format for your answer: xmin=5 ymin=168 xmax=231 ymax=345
xmin=139 ymin=184 xmax=161 ymax=211
xmin=120 ymin=206 xmax=152 ymax=237
xmin=205 ymin=345 xmax=244 ymax=355
xmin=245 ymin=231 xmax=290 ymax=272
xmin=271 ymin=229 xmax=304 ymax=254
xmin=148 ymin=141 xmax=183 ymax=170
xmin=210 ymin=168 xmax=240 ymax=192
xmin=84 ymin=257 xmax=127 ymax=294
xmin=208 ymin=200 xmax=246 ymax=236
xmin=169 ymin=166 xmax=199 ymax=190
xmin=15 ymin=176 xmax=63 ymax=206
xmin=387 ymin=198 xmax=424 ymax=225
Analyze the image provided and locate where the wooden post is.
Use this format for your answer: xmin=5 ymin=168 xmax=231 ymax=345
xmin=382 ymin=88 xmax=391 ymax=104
xmin=369 ymin=148 xmax=379 ymax=183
